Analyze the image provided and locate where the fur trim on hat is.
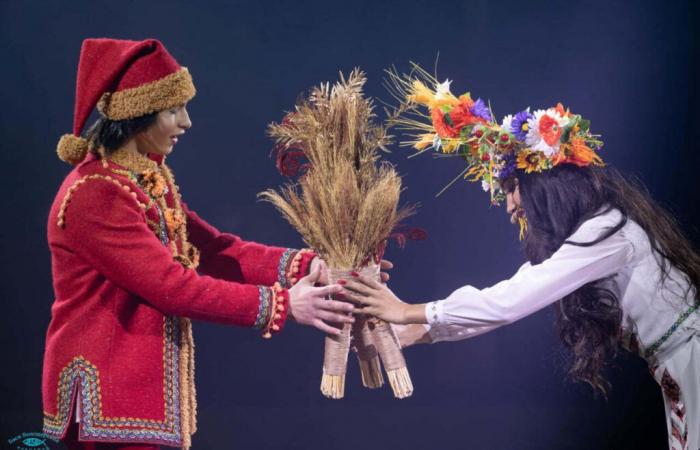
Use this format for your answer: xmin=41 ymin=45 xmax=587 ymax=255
xmin=57 ymin=134 xmax=89 ymax=165
xmin=97 ymin=68 xmax=196 ymax=121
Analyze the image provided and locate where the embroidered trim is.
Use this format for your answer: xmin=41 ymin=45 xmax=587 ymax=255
xmin=106 ymin=149 xmax=200 ymax=269
xmin=255 ymin=287 xmax=273 ymax=329
xmin=659 ymin=369 xmax=688 ymax=450
xmin=283 ymin=249 xmax=314 ymax=287
xmin=57 ymin=175 xmax=148 ymax=228
xmin=178 ymin=317 xmax=197 ymax=449
xmin=277 ymin=249 xmax=296 ymax=288
xmin=43 ymin=317 xmax=183 ymax=445
xmin=262 ymin=283 xmax=287 ymax=339
xmin=645 ymin=303 xmax=699 ymax=358
xmin=52 ymin=149 xmax=200 ymax=448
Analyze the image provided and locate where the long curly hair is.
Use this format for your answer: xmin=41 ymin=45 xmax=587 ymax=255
xmin=516 ymin=164 xmax=699 ymax=394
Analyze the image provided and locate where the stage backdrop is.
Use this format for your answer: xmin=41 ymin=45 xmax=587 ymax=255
xmin=1 ymin=1 xmax=698 ymax=449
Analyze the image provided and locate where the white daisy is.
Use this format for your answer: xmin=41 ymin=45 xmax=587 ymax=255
xmin=481 ymin=179 xmax=491 ymax=192
xmin=501 ymin=114 xmax=514 ymax=131
xmin=432 ymin=135 xmax=442 ymax=152
xmin=435 ymin=79 xmax=452 ymax=96
xmin=524 ymin=109 xmax=566 ymax=157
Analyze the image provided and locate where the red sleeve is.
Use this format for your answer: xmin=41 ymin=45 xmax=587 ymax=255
xmin=60 ymin=178 xmax=287 ymax=331
xmin=182 ymin=203 xmax=316 ymax=288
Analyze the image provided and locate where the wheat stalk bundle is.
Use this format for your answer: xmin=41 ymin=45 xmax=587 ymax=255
xmin=259 ymin=69 xmax=414 ymax=399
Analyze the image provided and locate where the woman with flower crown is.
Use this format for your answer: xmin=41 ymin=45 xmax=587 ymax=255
xmin=341 ymin=67 xmax=700 ymax=450
xmin=43 ymin=38 xmax=367 ymax=450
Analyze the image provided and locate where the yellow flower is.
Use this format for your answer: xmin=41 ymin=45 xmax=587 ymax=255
xmin=441 ymin=139 xmax=460 ymax=153
xmin=516 ymin=150 xmax=548 ymax=173
xmin=414 ymin=133 xmax=436 ymax=150
xmin=407 ymin=80 xmax=435 ymax=106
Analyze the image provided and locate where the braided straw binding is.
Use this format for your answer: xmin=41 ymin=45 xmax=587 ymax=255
xmin=353 ymin=316 xmax=384 ymax=389
xmin=370 ymin=319 xmax=413 ymax=398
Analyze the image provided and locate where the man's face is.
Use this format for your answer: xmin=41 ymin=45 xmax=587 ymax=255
xmin=135 ymin=104 xmax=191 ymax=156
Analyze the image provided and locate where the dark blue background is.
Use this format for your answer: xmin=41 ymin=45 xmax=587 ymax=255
xmin=1 ymin=1 xmax=698 ymax=449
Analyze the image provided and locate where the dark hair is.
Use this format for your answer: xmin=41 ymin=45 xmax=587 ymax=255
xmin=84 ymin=113 xmax=157 ymax=154
xmin=517 ymin=164 xmax=699 ymax=394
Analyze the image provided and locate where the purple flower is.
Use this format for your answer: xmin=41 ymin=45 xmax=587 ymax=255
xmin=511 ymin=108 xmax=533 ymax=142
xmin=496 ymin=154 xmax=517 ymax=180
xmin=470 ymin=98 xmax=492 ymax=122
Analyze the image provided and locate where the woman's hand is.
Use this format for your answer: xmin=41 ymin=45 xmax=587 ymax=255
xmin=340 ymin=273 xmax=426 ymax=325
xmin=288 ymin=267 xmax=355 ymax=335
xmin=309 ymin=257 xmax=394 ymax=285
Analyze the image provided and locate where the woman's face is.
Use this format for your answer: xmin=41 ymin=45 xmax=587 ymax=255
xmin=502 ymin=177 xmax=522 ymax=224
xmin=135 ymin=104 xmax=191 ymax=156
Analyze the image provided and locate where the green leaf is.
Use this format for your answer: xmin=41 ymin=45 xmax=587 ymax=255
xmin=444 ymin=112 xmax=454 ymax=127
xmin=561 ymin=124 xmax=573 ymax=143
xmin=579 ymin=119 xmax=591 ymax=132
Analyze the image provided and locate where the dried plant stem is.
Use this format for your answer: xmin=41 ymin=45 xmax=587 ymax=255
xmin=369 ymin=318 xmax=414 ymax=398
xmin=353 ymin=317 xmax=384 ymax=389
xmin=320 ymin=321 xmax=352 ymax=399
xmin=260 ymin=70 xmax=415 ymax=399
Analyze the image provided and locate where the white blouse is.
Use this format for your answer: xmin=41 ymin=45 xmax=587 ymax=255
xmin=425 ymin=208 xmax=698 ymax=365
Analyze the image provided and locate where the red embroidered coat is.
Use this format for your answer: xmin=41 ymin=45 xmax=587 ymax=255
xmin=42 ymin=151 xmax=313 ymax=448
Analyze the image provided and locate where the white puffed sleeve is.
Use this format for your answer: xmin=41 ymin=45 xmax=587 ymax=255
xmin=426 ymin=211 xmax=634 ymax=343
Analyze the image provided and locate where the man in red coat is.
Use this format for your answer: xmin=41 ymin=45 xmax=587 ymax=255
xmin=44 ymin=38 xmax=357 ymax=450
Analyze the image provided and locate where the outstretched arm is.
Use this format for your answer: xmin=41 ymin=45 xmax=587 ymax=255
xmin=183 ymin=203 xmax=315 ymax=288
xmin=61 ymin=180 xmax=353 ymax=335
xmin=342 ymin=217 xmax=634 ymax=344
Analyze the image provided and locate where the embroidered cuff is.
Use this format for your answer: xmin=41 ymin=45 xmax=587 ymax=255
xmin=278 ymin=248 xmax=316 ymax=288
xmin=254 ymin=286 xmax=274 ymax=330
xmin=261 ymin=283 xmax=289 ymax=339
xmin=425 ymin=300 xmax=444 ymax=327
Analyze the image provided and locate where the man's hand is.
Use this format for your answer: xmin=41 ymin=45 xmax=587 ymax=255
xmin=288 ymin=267 xmax=354 ymax=335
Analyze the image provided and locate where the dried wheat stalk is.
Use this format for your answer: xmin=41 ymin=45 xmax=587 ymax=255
xmin=259 ymin=69 xmax=414 ymax=398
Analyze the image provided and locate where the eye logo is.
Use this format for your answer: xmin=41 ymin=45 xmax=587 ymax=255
xmin=7 ymin=432 xmax=58 ymax=450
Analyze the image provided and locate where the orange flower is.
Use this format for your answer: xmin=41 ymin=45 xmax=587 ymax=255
xmin=538 ymin=114 xmax=562 ymax=147
xmin=141 ymin=170 xmax=167 ymax=198
xmin=164 ymin=208 xmax=186 ymax=237
xmin=431 ymin=107 xmax=459 ymax=138
xmin=553 ymin=103 xmax=572 ymax=118
xmin=553 ymin=137 xmax=604 ymax=167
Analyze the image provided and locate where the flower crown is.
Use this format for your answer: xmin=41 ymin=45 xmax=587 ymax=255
xmin=388 ymin=65 xmax=605 ymax=206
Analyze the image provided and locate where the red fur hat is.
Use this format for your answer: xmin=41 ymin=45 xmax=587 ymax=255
xmin=57 ymin=38 xmax=196 ymax=165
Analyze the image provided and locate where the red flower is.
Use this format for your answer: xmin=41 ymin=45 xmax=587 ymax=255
xmin=449 ymin=99 xmax=488 ymax=129
xmin=431 ymin=96 xmax=488 ymax=139
xmin=538 ymin=114 xmax=562 ymax=146
xmin=431 ymin=107 xmax=459 ymax=138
